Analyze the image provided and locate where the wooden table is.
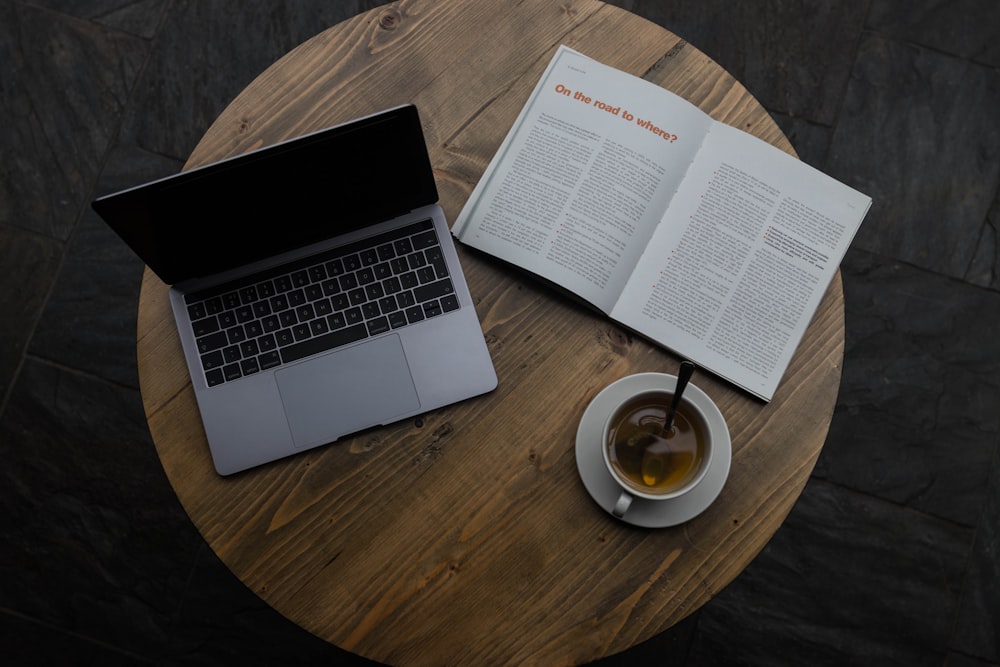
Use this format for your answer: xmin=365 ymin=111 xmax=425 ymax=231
xmin=137 ymin=1 xmax=844 ymax=664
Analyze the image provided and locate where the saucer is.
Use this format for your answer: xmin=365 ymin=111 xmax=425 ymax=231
xmin=575 ymin=373 xmax=731 ymax=528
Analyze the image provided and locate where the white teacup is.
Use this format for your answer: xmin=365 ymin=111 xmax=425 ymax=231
xmin=602 ymin=388 xmax=715 ymax=518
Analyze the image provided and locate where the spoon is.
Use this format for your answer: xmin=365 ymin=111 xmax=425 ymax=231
xmin=663 ymin=361 xmax=696 ymax=435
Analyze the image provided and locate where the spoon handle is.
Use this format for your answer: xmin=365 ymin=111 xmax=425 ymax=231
xmin=664 ymin=361 xmax=696 ymax=433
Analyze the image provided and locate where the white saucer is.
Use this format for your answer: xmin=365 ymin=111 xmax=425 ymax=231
xmin=575 ymin=373 xmax=731 ymax=528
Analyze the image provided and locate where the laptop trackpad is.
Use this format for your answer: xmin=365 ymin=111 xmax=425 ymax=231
xmin=275 ymin=335 xmax=420 ymax=450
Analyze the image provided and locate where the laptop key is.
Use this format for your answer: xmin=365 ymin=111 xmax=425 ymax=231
xmin=367 ymin=316 xmax=390 ymax=336
xmin=414 ymin=278 xmax=454 ymax=303
xmin=223 ymin=363 xmax=242 ymax=382
xmin=378 ymin=296 xmax=398 ymax=314
xmin=322 ymin=279 xmax=340 ymax=296
xmin=296 ymin=304 xmax=315 ymax=322
xmin=259 ymin=351 xmax=281 ymax=370
xmin=201 ymin=350 xmax=224 ymax=370
xmin=400 ymin=272 xmax=419 ymax=289
xmin=274 ymin=275 xmax=293 ymax=292
xmin=197 ymin=331 xmax=228 ymax=354
xmin=397 ymin=291 xmax=416 ymax=308
xmin=205 ymin=296 xmax=224 ymax=315
xmin=441 ymin=295 xmax=460 ymax=312
xmin=416 ymin=266 xmax=436 ymax=284
xmin=192 ymin=315 xmax=220 ymax=337
xmin=408 ymin=252 xmax=426 ymax=270
xmin=425 ymin=247 xmax=448 ymax=279
xmin=252 ymin=300 xmax=272 ymax=318
xmin=205 ymin=368 xmax=225 ymax=387
xmin=388 ymin=311 xmax=408 ymax=329
xmin=325 ymin=258 xmax=344 ymax=276
xmin=291 ymin=270 xmax=309 ymax=287
xmin=331 ymin=294 xmax=349 ymax=311
xmin=239 ymin=285 xmax=258 ymax=304
xmin=345 ymin=307 xmax=363 ymax=325
xmin=308 ymin=265 xmax=327 ymax=282
xmin=348 ymin=288 xmax=367 ymax=306
xmin=258 ymin=334 xmax=277 ymax=352
xmin=423 ymin=300 xmax=442 ymax=318
xmin=223 ymin=345 xmax=241 ymax=364
xmin=270 ymin=294 xmax=289 ymax=312
xmin=394 ymin=237 xmax=413 ymax=255
xmin=304 ymin=284 xmax=323 ymax=301
xmin=343 ymin=254 xmax=361 ymax=271
xmin=411 ymin=229 xmax=438 ymax=249
xmin=222 ymin=292 xmax=241 ymax=309
xmin=262 ymin=315 xmax=280 ymax=332
xmin=281 ymin=323 xmax=368 ymax=364
xmin=405 ymin=305 xmax=424 ymax=323
xmin=218 ymin=311 xmax=237 ymax=328
xmin=377 ymin=244 xmax=396 ymax=261
xmin=257 ymin=280 xmax=276 ymax=298
xmin=188 ymin=302 xmax=207 ymax=321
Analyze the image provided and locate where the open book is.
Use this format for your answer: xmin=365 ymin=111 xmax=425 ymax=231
xmin=453 ymin=46 xmax=871 ymax=401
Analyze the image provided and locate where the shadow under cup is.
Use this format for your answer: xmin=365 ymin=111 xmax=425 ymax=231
xmin=603 ymin=389 xmax=713 ymax=517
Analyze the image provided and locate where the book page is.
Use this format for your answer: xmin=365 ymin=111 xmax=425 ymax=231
xmin=454 ymin=46 xmax=711 ymax=312
xmin=612 ymin=121 xmax=871 ymax=400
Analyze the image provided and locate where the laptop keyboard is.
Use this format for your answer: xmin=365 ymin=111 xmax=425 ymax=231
xmin=184 ymin=219 xmax=458 ymax=388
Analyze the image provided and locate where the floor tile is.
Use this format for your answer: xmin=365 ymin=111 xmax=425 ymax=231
xmin=588 ymin=613 xmax=697 ymax=665
xmin=29 ymin=0 xmax=171 ymax=39
xmin=117 ymin=1 xmax=386 ymax=161
xmin=0 ymin=224 xmax=62 ymax=402
xmin=827 ymin=32 xmax=1000 ymax=280
xmin=816 ymin=249 xmax=1000 ymax=526
xmin=965 ymin=190 xmax=1000 ymax=291
xmin=867 ymin=0 xmax=1000 ymax=68
xmin=163 ymin=545 xmax=378 ymax=666
xmin=951 ymin=439 xmax=1000 ymax=662
xmin=0 ymin=359 xmax=201 ymax=659
xmin=686 ymin=479 xmax=973 ymax=666
xmin=772 ymin=112 xmax=833 ymax=168
xmin=0 ymin=611 xmax=151 ymax=666
xmin=0 ymin=1 xmax=148 ymax=240
xmin=29 ymin=145 xmax=181 ymax=389
xmin=946 ymin=652 xmax=1000 ymax=667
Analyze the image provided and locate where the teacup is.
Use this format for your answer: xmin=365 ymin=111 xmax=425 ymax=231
xmin=602 ymin=388 xmax=714 ymax=518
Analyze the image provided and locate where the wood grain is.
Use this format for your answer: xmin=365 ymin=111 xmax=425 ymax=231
xmin=137 ymin=1 xmax=844 ymax=664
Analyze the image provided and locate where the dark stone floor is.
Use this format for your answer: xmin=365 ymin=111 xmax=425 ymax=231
xmin=2 ymin=1 xmax=997 ymax=665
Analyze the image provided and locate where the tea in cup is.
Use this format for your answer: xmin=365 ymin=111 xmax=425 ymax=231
xmin=602 ymin=389 xmax=713 ymax=518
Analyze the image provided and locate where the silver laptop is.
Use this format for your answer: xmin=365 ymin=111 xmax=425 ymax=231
xmin=93 ymin=105 xmax=497 ymax=475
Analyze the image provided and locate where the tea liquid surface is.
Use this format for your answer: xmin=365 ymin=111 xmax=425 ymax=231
xmin=608 ymin=397 xmax=705 ymax=494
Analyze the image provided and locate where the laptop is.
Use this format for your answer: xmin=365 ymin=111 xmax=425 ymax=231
xmin=93 ymin=105 xmax=497 ymax=475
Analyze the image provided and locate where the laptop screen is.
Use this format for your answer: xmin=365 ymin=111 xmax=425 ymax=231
xmin=92 ymin=105 xmax=438 ymax=285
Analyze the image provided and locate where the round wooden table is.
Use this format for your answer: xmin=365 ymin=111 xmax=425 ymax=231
xmin=137 ymin=1 xmax=844 ymax=664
